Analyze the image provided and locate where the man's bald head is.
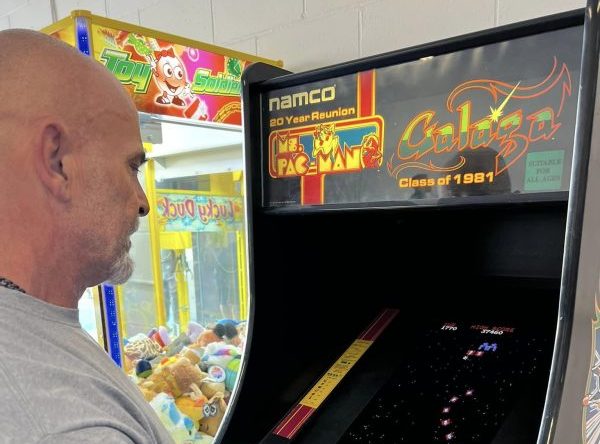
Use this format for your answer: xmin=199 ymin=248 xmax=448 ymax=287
xmin=0 ymin=29 xmax=136 ymax=131
xmin=0 ymin=30 xmax=148 ymax=305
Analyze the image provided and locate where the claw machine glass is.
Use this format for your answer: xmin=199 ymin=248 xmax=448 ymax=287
xmin=43 ymin=10 xmax=282 ymax=443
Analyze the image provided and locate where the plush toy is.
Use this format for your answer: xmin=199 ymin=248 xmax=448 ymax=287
xmin=135 ymin=359 xmax=153 ymax=378
xmin=200 ymin=343 xmax=240 ymax=370
xmin=169 ymin=357 xmax=208 ymax=395
xmin=198 ymin=393 xmax=227 ymax=437
xmin=174 ymin=383 xmax=209 ymax=429
xmin=215 ymin=320 xmax=242 ymax=346
xmin=148 ymin=325 xmax=172 ymax=347
xmin=199 ymin=379 xmax=226 ymax=399
xmin=180 ymin=343 xmax=204 ymax=365
xmin=196 ymin=329 xmax=222 ymax=347
xmin=175 ymin=396 xmax=206 ymax=424
xmin=124 ymin=332 xmax=147 ymax=345
xmin=124 ymin=336 xmax=162 ymax=361
xmin=187 ymin=321 xmax=205 ymax=343
xmin=164 ymin=332 xmax=191 ymax=357
xmin=196 ymin=321 xmax=240 ymax=347
xmin=139 ymin=385 xmax=158 ymax=402
xmin=149 ymin=392 xmax=198 ymax=442
xmin=142 ymin=357 xmax=208 ymax=398
xmin=236 ymin=321 xmax=248 ymax=349
xmin=224 ymin=356 xmax=241 ymax=392
xmin=207 ymin=366 xmax=226 ymax=383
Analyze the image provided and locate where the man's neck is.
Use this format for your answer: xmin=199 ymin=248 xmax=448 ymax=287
xmin=0 ymin=243 xmax=84 ymax=309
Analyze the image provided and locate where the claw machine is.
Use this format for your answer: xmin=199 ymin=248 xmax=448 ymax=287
xmin=43 ymin=10 xmax=282 ymax=443
xmin=221 ymin=5 xmax=600 ymax=444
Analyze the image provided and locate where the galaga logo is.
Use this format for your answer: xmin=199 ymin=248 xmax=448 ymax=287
xmin=387 ymin=58 xmax=572 ymax=180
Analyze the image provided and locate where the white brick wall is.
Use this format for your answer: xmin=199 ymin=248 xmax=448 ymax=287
xmin=105 ymin=0 xmax=158 ymax=22
xmin=361 ymin=0 xmax=496 ymax=57
xmin=139 ymin=0 xmax=213 ymax=43
xmin=0 ymin=0 xmax=27 ymax=17
xmin=213 ymin=0 xmax=303 ymax=43
xmin=55 ymin=0 xmax=106 ymax=18
xmin=0 ymin=16 xmax=9 ymax=30
xmin=9 ymin=0 xmax=52 ymax=29
xmin=0 ymin=0 xmax=586 ymax=71
xmin=498 ymin=0 xmax=584 ymax=25
xmin=258 ymin=8 xmax=360 ymax=71
xmin=304 ymin=0 xmax=367 ymax=17
xmin=221 ymin=37 xmax=257 ymax=56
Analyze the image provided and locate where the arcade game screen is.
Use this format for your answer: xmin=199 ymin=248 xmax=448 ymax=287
xmin=338 ymin=318 xmax=550 ymax=443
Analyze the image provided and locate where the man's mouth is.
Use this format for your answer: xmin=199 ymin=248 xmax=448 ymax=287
xmin=128 ymin=220 xmax=140 ymax=239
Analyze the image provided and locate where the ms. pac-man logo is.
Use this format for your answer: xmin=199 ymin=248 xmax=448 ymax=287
xmin=268 ymin=116 xmax=384 ymax=179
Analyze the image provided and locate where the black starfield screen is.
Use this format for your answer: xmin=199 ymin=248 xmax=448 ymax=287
xmin=261 ymin=25 xmax=582 ymax=208
xmin=339 ymin=320 xmax=550 ymax=444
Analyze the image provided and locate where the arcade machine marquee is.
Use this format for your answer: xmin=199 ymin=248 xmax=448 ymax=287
xmin=219 ymin=7 xmax=600 ymax=444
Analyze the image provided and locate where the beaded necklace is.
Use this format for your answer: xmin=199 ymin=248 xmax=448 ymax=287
xmin=0 ymin=277 xmax=27 ymax=294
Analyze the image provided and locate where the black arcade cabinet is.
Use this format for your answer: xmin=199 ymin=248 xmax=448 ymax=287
xmin=220 ymin=6 xmax=600 ymax=444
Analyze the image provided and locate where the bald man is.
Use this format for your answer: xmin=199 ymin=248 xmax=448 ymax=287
xmin=0 ymin=30 xmax=174 ymax=443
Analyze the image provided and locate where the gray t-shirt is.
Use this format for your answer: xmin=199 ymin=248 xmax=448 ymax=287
xmin=0 ymin=287 xmax=175 ymax=444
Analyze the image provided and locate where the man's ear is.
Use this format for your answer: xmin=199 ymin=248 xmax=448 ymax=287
xmin=35 ymin=122 xmax=71 ymax=202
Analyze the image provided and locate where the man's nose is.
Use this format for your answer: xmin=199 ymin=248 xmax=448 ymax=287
xmin=139 ymin=190 xmax=150 ymax=217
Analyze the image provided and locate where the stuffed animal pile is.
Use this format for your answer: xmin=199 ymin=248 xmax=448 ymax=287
xmin=123 ymin=319 xmax=246 ymax=443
